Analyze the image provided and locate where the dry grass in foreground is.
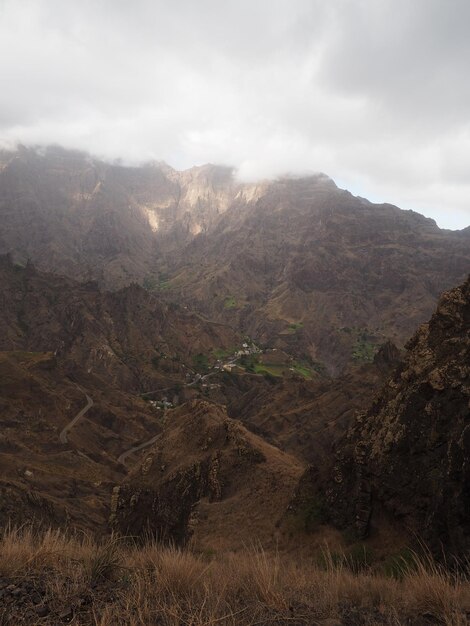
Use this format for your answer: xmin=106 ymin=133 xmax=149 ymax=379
xmin=0 ymin=527 xmax=469 ymax=625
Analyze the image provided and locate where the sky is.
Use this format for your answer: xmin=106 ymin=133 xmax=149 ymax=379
xmin=0 ymin=0 xmax=469 ymax=229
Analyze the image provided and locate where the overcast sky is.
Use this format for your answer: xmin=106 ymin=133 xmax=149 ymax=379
xmin=1 ymin=0 xmax=469 ymax=229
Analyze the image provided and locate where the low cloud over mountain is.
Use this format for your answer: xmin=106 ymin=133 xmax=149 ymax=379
xmin=1 ymin=0 xmax=470 ymax=228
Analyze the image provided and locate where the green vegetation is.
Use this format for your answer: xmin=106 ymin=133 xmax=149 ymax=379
xmin=291 ymin=362 xmax=314 ymax=379
xmin=254 ymin=363 xmax=285 ymax=377
xmin=352 ymin=333 xmax=376 ymax=362
xmin=143 ymin=273 xmax=171 ymax=292
xmin=239 ymin=354 xmax=283 ymax=377
xmin=143 ymin=275 xmax=157 ymax=291
xmin=345 ymin=543 xmax=375 ymax=573
xmin=158 ymin=278 xmax=171 ymax=291
xmin=288 ymin=322 xmax=303 ymax=333
xmin=238 ymin=354 xmax=257 ymax=372
xmin=342 ymin=327 xmax=378 ymax=362
xmin=212 ymin=347 xmax=235 ymax=359
xmin=237 ymin=354 xmax=314 ymax=380
xmin=262 ymin=371 xmax=278 ymax=384
xmin=192 ymin=353 xmax=209 ymax=373
xmin=286 ymin=496 xmax=327 ymax=535
xmin=382 ymin=548 xmax=417 ymax=580
xmin=224 ymin=295 xmax=237 ymax=309
xmin=300 ymin=498 xmax=326 ymax=532
xmin=314 ymin=543 xmax=374 ymax=574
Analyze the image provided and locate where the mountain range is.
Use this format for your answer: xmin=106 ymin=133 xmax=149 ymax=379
xmin=2 ymin=145 xmax=469 ymax=375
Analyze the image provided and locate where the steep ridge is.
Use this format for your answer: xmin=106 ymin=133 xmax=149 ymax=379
xmin=110 ymin=399 xmax=304 ymax=550
xmin=316 ymin=276 xmax=470 ymax=555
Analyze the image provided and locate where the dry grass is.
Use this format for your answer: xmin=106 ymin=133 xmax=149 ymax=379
xmin=0 ymin=528 xmax=469 ymax=625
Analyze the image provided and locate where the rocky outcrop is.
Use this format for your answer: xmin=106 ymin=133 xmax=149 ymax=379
xmin=110 ymin=400 xmax=303 ymax=548
xmin=322 ymin=277 xmax=470 ymax=555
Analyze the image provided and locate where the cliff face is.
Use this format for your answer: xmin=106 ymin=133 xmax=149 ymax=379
xmin=322 ymin=276 xmax=470 ymax=555
xmin=0 ymin=147 xmax=260 ymax=287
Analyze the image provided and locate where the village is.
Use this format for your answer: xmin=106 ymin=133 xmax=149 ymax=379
xmin=146 ymin=340 xmax=314 ymax=411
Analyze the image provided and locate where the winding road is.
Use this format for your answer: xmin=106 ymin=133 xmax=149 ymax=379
xmin=117 ymin=352 xmax=244 ymax=464
xmin=117 ymin=433 xmax=161 ymax=464
xmin=57 ymin=349 xmax=246 ymax=461
xmin=59 ymin=388 xmax=94 ymax=444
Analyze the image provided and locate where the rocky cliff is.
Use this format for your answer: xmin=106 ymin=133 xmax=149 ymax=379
xmin=0 ymin=147 xmax=262 ymax=287
xmin=321 ymin=276 xmax=470 ymax=555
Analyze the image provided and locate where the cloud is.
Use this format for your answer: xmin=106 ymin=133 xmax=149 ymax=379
xmin=0 ymin=0 xmax=469 ymax=228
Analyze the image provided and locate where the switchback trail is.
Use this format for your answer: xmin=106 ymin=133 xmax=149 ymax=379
xmin=59 ymin=388 xmax=94 ymax=444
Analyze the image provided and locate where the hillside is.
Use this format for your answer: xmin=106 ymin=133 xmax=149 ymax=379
xmin=111 ymin=399 xmax=305 ymax=551
xmin=2 ymin=527 xmax=469 ymax=626
xmin=0 ymin=254 xmax=238 ymax=394
xmin=0 ymin=255 xmax=240 ymax=531
xmin=226 ymin=341 xmax=401 ymax=464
